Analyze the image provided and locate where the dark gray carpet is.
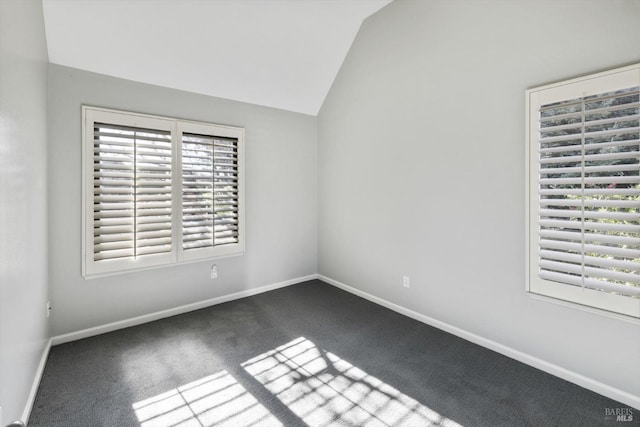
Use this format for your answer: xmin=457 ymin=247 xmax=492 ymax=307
xmin=29 ymin=280 xmax=635 ymax=427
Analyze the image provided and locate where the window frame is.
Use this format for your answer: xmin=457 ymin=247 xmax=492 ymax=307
xmin=82 ymin=106 xmax=245 ymax=278
xmin=525 ymin=63 xmax=640 ymax=319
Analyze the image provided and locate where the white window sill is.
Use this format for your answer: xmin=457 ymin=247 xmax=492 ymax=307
xmin=528 ymin=292 xmax=640 ymax=326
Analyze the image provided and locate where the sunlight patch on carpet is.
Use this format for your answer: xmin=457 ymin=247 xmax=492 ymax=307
xmin=242 ymin=336 xmax=462 ymax=427
xmin=132 ymin=370 xmax=282 ymax=427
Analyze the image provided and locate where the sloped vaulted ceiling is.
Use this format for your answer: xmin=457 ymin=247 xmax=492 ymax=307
xmin=42 ymin=0 xmax=392 ymax=115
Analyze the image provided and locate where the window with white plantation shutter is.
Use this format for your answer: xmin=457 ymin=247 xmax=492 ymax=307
xmin=83 ymin=107 xmax=244 ymax=277
xmin=92 ymin=122 xmax=173 ymax=263
xmin=527 ymin=63 xmax=640 ymax=318
xmin=179 ymin=121 xmax=243 ymax=262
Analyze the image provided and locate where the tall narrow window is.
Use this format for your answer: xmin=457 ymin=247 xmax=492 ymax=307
xmin=527 ymin=63 xmax=640 ymax=318
xmin=179 ymin=122 xmax=243 ymax=262
xmin=83 ymin=107 xmax=244 ymax=277
xmin=93 ymin=123 xmax=173 ymax=262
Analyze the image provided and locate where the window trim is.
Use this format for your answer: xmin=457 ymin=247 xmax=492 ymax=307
xmin=82 ymin=106 xmax=245 ymax=278
xmin=525 ymin=63 xmax=640 ymax=319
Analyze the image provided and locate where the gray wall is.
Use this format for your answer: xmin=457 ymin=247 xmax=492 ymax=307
xmin=0 ymin=0 xmax=50 ymax=423
xmin=48 ymin=65 xmax=317 ymax=336
xmin=318 ymin=0 xmax=640 ymax=398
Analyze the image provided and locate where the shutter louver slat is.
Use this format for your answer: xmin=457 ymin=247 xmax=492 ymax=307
xmin=541 ymin=188 xmax=640 ymax=196
xmin=137 ymin=245 xmax=172 ymax=256
xmin=94 ymin=225 xmax=134 ymax=235
xmin=540 ymin=198 xmax=638 ymax=208
xmin=539 ymin=208 xmax=639 ymax=221
xmin=94 ymin=248 xmax=135 ymax=261
xmin=537 ymin=86 xmax=640 ymax=299
xmin=540 ymin=219 xmax=639 ymax=233
xmin=93 ymin=122 xmax=172 ymax=262
xmin=540 ymin=249 xmax=639 ymax=271
xmin=542 ymin=114 xmax=640 ymax=134
xmin=539 ymin=271 xmax=640 ymax=297
xmin=539 ymin=150 xmax=640 ymax=164
xmin=540 ymin=239 xmax=640 ymax=259
xmin=182 ymin=132 xmax=240 ymax=251
xmin=539 ymin=139 xmax=640 ymax=155
xmin=540 ymin=126 xmax=640 ymax=144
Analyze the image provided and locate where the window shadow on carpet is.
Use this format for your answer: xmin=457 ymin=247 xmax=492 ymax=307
xmin=132 ymin=337 xmax=462 ymax=427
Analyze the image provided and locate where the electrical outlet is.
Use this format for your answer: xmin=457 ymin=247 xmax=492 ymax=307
xmin=403 ymin=276 xmax=410 ymax=288
xmin=46 ymin=301 xmax=51 ymax=318
xmin=210 ymin=264 xmax=218 ymax=279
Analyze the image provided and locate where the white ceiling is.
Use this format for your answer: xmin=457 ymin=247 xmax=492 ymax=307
xmin=42 ymin=0 xmax=392 ymax=115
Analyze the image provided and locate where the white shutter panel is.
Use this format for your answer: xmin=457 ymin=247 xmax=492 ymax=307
xmin=181 ymin=132 xmax=239 ymax=252
xmin=92 ymin=122 xmax=173 ymax=263
xmin=538 ymin=87 xmax=640 ymax=299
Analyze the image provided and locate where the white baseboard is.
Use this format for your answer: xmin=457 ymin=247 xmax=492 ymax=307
xmin=22 ymin=337 xmax=52 ymax=424
xmin=51 ymin=274 xmax=318 ymax=346
xmin=318 ymin=274 xmax=640 ymax=410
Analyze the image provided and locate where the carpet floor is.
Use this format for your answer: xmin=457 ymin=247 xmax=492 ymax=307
xmin=29 ymin=280 xmax=634 ymax=426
